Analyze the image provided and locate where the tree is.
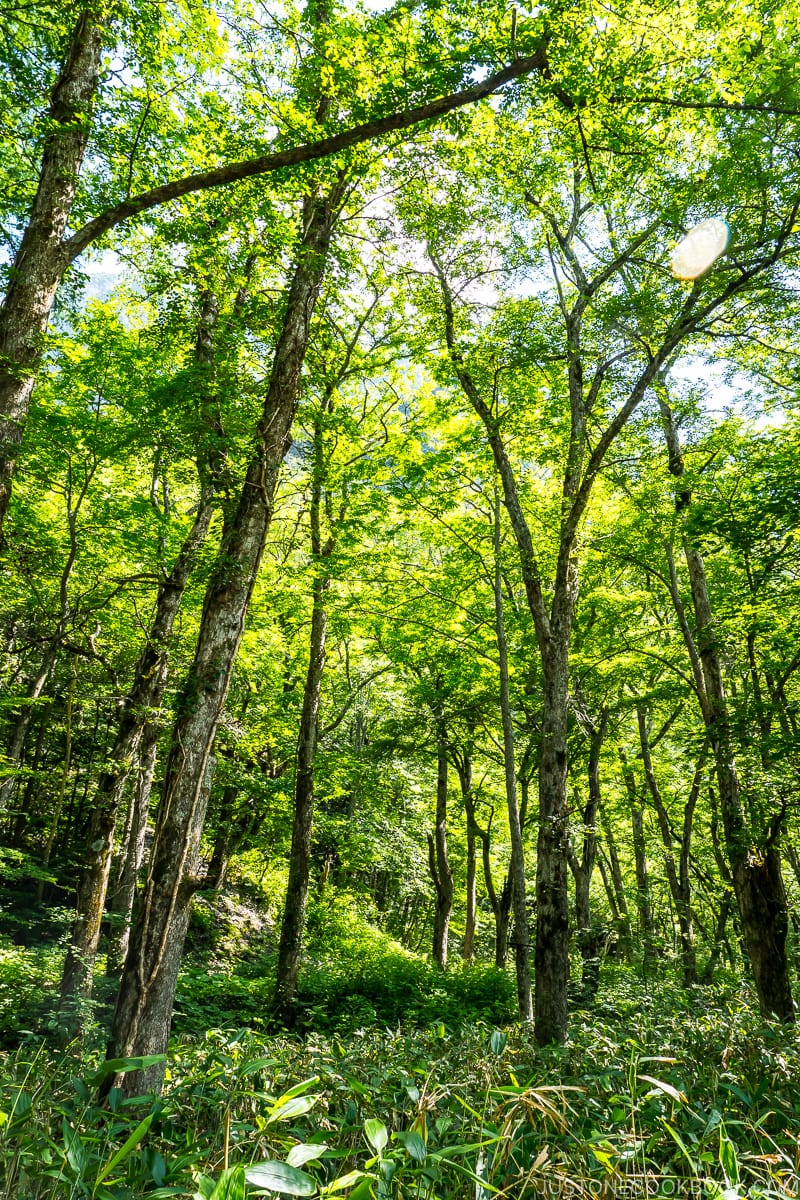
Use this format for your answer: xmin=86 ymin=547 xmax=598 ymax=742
xmin=0 ymin=0 xmax=546 ymax=532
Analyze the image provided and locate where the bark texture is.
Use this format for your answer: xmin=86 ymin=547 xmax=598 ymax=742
xmin=106 ymin=731 xmax=157 ymax=975
xmin=659 ymin=390 xmax=793 ymax=1021
xmin=493 ymin=490 xmax=533 ymax=1019
xmin=599 ymin=809 xmax=633 ymax=953
xmin=274 ymin=563 xmax=330 ymax=1012
xmin=105 ymin=190 xmax=340 ymax=1094
xmin=567 ymin=707 xmax=608 ymax=1001
xmin=620 ymin=751 xmax=655 ymax=967
xmin=0 ymin=9 xmax=107 ymax=528
xmin=454 ymin=751 xmax=477 ymax=962
xmin=637 ymin=707 xmax=703 ymax=986
xmin=427 ymin=717 xmax=454 ymax=970
xmin=58 ymin=294 xmax=220 ymax=1034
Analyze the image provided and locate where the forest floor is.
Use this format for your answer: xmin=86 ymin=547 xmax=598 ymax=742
xmin=0 ymin=983 xmax=798 ymax=1198
xmin=0 ymin=881 xmax=798 ymax=1197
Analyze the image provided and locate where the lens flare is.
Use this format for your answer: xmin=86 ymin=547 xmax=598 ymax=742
xmin=670 ymin=219 xmax=729 ymax=280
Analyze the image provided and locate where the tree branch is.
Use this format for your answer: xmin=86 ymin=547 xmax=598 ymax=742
xmin=65 ymin=50 xmax=548 ymax=261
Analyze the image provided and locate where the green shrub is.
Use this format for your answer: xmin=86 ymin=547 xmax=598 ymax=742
xmin=1 ymin=987 xmax=798 ymax=1200
xmin=297 ymin=894 xmax=516 ymax=1031
xmin=0 ymin=940 xmax=60 ymax=1044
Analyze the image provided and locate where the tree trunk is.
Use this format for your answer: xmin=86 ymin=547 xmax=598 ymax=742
xmin=0 ymin=646 xmax=58 ymax=814
xmin=0 ymin=10 xmax=107 ymax=530
xmin=274 ymin=357 xmax=352 ymax=1015
xmin=106 ymin=732 xmax=157 ymax=977
xmin=38 ymin=658 xmax=77 ymax=899
xmin=659 ymin=389 xmax=793 ymax=1021
xmin=685 ymin=543 xmax=792 ymax=1019
xmin=453 ymin=749 xmax=477 ymax=962
xmin=207 ymin=785 xmax=240 ymax=891
xmin=463 ymin=789 xmax=477 ymax=962
xmin=58 ymin=295 xmax=220 ymax=1036
xmin=427 ymin=719 xmax=453 ymax=970
xmin=493 ymin=489 xmax=533 ymax=1019
xmin=1 ymin=444 xmax=92 ymax=815
xmin=702 ymin=891 xmax=734 ymax=983
xmin=471 ymin=801 xmax=511 ymax=967
xmin=567 ymin=707 xmax=608 ymax=1002
xmin=599 ymin=808 xmax=633 ymax=955
xmin=637 ymin=707 xmax=700 ymax=986
xmin=104 ymin=188 xmax=340 ymax=1095
xmin=620 ymin=751 xmax=655 ymax=968
xmin=274 ymin=570 xmax=330 ymax=1014
xmin=9 ymin=709 xmax=48 ymax=846
xmin=535 ymin=641 xmax=572 ymax=1041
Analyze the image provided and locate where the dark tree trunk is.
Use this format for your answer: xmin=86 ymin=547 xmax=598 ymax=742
xmin=471 ymin=799 xmax=511 ymax=967
xmin=493 ymin=489 xmax=533 ymax=1019
xmin=58 ymin=295 xmax=220 ymax=1036
xmin=38 ymin=659 xmax=78 ymax=898
xmin=207 ymin=785 xmax=240 ymax=891
xmin=637 ymin=706 xmax=703 ymax=987
xmin=453 ymin=749 xmax=477 ymax=962
xmin=597 ymin=852 xmax=620 ymax=922
xmin=274 ymin=569 xmax=329 ymax=1014
xmin=620 ymin=751 xmax=655 ymax=968
xmin=462 ymin=768 xmax=477 ymax=962
xmin=535 ymin=641 xmax=572 ymax=1041
xmin=659 ymin=390 xmax=793 ymax=1022
xmin=9 ymin=708 xmax=48 ymax=846
xmin=105 ymin=188 xmax=340 ymax=1095
xmin=686 ymin=544 xmax=792 ymax=1019
xmin=427 ymin=719 xmax=454 ymax=970
xmin=702 ymin=891 xmax=734 ymax=983
xmin=106 ymin=732 xmax=157 ymax=976
xmin=0 ymin=10 xmax=106 ymax=529
xmin=1 ymin=447 xmax=92 ymax=814
xmin=0 ymin=646 xmax=58 ymax=814
xmin=567 ymin=707 xmax=608 ymax=1002
xmin=599 ymin=808 xmax=633 ymax=955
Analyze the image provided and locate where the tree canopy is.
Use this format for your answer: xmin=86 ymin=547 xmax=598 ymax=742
xmin=1 ymin=0 xmax=799 ymax=1136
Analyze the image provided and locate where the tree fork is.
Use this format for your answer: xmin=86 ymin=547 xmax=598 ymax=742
xmin=0 ymin=7 xmax=107 ymax=529
xmin=0 ymin=28 xmax=547 ymax=534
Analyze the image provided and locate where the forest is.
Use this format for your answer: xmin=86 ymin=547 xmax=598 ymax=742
xmin=0 ymin=0 xmax=799 ymax=1195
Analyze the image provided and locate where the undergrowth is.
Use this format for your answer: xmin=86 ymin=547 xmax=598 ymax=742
xmin=175 ymin=891 xmax=516 ymax=1036
xmin=0 ymin=984 xmax=798 ymax=1199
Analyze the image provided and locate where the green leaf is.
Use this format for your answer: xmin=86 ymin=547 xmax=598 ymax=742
xmin=396 ymin=1130 xmax=426 ymax=1162
xmin=489 ymin=1030 xmax=507 ymax=1056
xmin=659 ymin=1118 xmax=696 ymax=1173
xmin=88 ymin=1055 xmax=167 ymax=1087
xmin=287 ymin=1144 xmax=328 ymax=1168
xmin=323 ymin=1170 xmax=370 ymax=1193
xmin=62 ymin=1118 xmax=88 ymax=1178
xmin=364 ymin=1119 xmax=388 ymax=1154
xmin=274 ymin=1076 xmax=320 ymax=1100
xmin=638 ymin=1074 xmax=686 ymax=1104
xmin=239 ymin=1057 xmax=277 ymax=1077
xmin=268 ymin=1095 xmax=319 ymax=1123
xmin=342 ymin=1179 xmax=374 ymax=1200
xmin=209 ymin=1167 xmax=247 ymax=1200
xmin=245 ymin=1161 xmax=317 ymax=1196
xmin=719 ymin=1124 xmax=740 ymax=1186
xmin=94 ymin=1111 xmax=154 ymax=1187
